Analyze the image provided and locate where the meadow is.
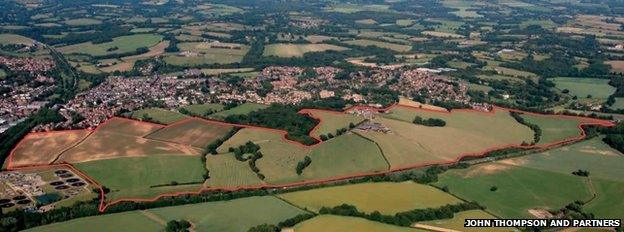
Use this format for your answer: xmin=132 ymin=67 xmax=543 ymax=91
xmin=74 ymin=156 xmax=205 ymax=200
xmin=295 ymin=215 xmax=424 ymax=232
xmin=57 ymin=34 xmax=162 ymax=57
xmin=204 ymin=153 xmax=265 ymax=187
xmin=145 ymin=118 xmax=234 ymax=148
xmin=263 ymin=43 xmax=347 ymax=58
xmin=279 ymin=182 xmax=461 ymax=214
xmin=208 ymin=103 xmax=268 ymax=119
xmin=552 ymin=77 xmax=616 ymax=99
xmin=518 ymin=113 xmax=589 ymax=144
xmin=130 ymin=108 xmax=187 ymax=124
xmin=305 ymin=110 xmax=364 ymax=138
xmin=344 ymin=39 xmax=412 ymax=52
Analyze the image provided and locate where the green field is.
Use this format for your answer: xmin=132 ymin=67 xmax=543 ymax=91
xmin=263 ymin=43 xmax=347 ymax=58
xmin=306 ymin=110 xmax=364 ymax=138
xmin=552 ymin=77 xmax=616 ymax=99
xmin=146 ymin=118 xmax=233 ymax=148
xmin=360 ymin=107 xmax=532 ymax=168
xmin=74 ymin=156 xmax=205 ymax=200
xmin=0 ymin=33 xmax=35 ymax=45
xmin=279 ymin=182 xmax=461 ymax=214
xmin=26 ymin=196 xmax=308 ymax=232
xmin=163 ymin=42 xmax=249 ymax=66
xmin=180 ymin=103 xmax=224 ymax=116
xmin=63 ymin=18 xmax=102 ymax=26
xmin=57 ymin=34 xmax=162 ymax=57
xmin=204 ymin=153 xmax=264 ymax=187
xmin=344 ymin=39 xmax=412 ymax=52
xmin=519 ymin=113 xmax=588 ymax=144
xmin=301 ymin=134 xmax=388 ymax=179
xmin=520 ymin=19 xmax=557 ymax=29
xmin=217 ymin=128 xmax=309 ymax=183
xmin=209 ymin=103 xmax=268 ymax=119
xmin=131 ymin=108 xmax=188 ymax=124
xmin=419 ymin=210 xmax=507 ymax=232
xmin=295 ymin=215 xmax=425 ymax=232
xmin=0 ymin=69 xmax=6 ymax=78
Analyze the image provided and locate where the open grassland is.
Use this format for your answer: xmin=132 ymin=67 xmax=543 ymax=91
xmin=204 ymin=153 xmax=264 ymax=187
xmin=180 ymin=103 xmax=224 ymax=116
xmin=362 ymin=107 xmax=532 ymax=168
xmin=301 ymin=134 xmax=388 ymax=179
xmin=295 ymin=215 xmax=424 ymax=232
xmin=130 ymin=108 xmax=188 ymax=124
xmin=519 ymin=113 xmax=590 ymax=144
xmin=209 ymin=103 xmax=268 ymax=119
xmin=0 ymin=33 xmax=36 ymax=45
xmin=344 ymin=39 xmax=412 ymax=52
xmin=96 ymin=117 xmax=163 ymax=137
xmin=217 ymin=128 xmax=309 ymax=183
xmin=146 ymin=118 xmax=233 ymax=148
xmin=306 ymin=110 xmax=364 ymax=138
xmin=57 ymin=34 xmax=162 ymax=57
xmin=279 ymin=182 xmax=461 ymax=214
xmin=26 ymin=196 xmax=307 ymax=232
xmin=10 ymin=130 xmax=91 ymax=167
xmin=263 ymin=43 xmax=347 ymax=58
xmin=418 ymin=210 xmax=507 ymax=232
xmin=552 ymin=77 xmax=616 ymax=99
xmin=74 ymin=156 xmax=205 ymax=200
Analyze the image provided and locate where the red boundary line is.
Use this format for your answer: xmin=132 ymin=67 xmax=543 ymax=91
xmin=3 ymin=104 xmax=616 ymax=213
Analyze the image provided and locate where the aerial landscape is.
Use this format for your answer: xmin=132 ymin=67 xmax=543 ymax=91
xmin=0 ymin=0 xmax=623 ymax=231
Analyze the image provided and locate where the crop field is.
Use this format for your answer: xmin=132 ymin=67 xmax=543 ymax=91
xmin=295 ymin=215 xmax=423 ymax=232
xmin=344 ymin=39 xmax=412 ymax=52
xmin=57 ymin=34 xmax=162 ymax=57
xmin=484 ymin=65 xmax=538 ymax=78
xmin=63 ymin=18 xmax=102 ymax=26
xmin=26 ymin=196 xmax=306 ymax=232
xmin=164 ymin=42 xmax=249 ymax=66
xmin=0 ymin=33 xmax=35 ymax=45
xmin=397 ymin=97 xmax=447 ymax=111
xmin=9 ymin=130 xmax=91 ymax=167
xmin=552 ymin=77 xmax=616 ymax=99
xmin=606 ymin=60 xmax=624 ymax=73
xmin=208 ymin=103 xmax=268 ymax=119
xmin=586 ymin=179 xmax=624 ymax=219
xmin=279 ymin=182 xmax=461 ymax=214
xmin=217 ymin=128 xmax=309 ymax=183
xmin=518 ymin=113 xmax=589 ymax=144
xmin=418 ymin=210 xmax=507 ymax=232
xmin=323 ymin=4 xmax=391 ymax=13
xmin=95 ymin=117 xmax=163 ymax=137
xmin=204 ymin=153 xmax=264 ymax=187
xmin=146 ymin=118 xmax=234 ymax=148
xmin=305 ymin=110 xmax=364 ymax=138
xmin=263 ymin=43 xmax=347 ymax=57
xmin=362 ymin=107 xmax=533 ymax=168
xmin=130 ymin=108 xmax=187 ymax=124
xmin=180 ymin=103 xmax=224 ymax=116
xmin=300 ymin=134 xmax=388 ymax=179
xmin=74 ymin=156 xmax=205 ymax=200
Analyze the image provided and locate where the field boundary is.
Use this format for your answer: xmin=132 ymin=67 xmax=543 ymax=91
xmin=3 ymin=103 xmax=616 ymax=213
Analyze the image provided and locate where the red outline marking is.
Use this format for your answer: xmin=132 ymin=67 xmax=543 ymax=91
xmin=3 ymin=104 xmax=615 ymax=213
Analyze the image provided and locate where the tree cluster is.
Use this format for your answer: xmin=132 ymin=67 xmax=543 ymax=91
xmin=412 ymin=116 xmax=446 ymax=127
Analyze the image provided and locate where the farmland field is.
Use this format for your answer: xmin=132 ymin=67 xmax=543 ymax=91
xmin=74 ymin=156 xmax=205 ymax=200
xmin=163 ymin=41 xmax=249 ymax=66
xmin=552 ymin=77 xmax=616 ymax=99
xmin=9 ymin=130 xmax=91 ymax=167
xmin=204 ymin=153 xmax=264 ymax=187
xmin=418 ymin=210 xmax=508 ymax=232
xmin=208 ymin=103 xmax=268 ymax=119
xmin=63 ymin=18 xmax=102 ymax=26
xmin=294 ymin=215 xmax=424 ymax=232
xmin=606 ymin=60 xmax=624 ymax=73
xmin=518 ymin=113 xmax=590 ymax=144
xmin=305 ymin=110 xmax=364 ymax=138
xmin=146 ymin=118 xmax=234 ymax=148
xmin=279 ymin=182 xmax=461 ymax=214
xmin=263 ymin=43 xmax=347 ymax=57
xmin=300 ymin=134 xmax=388 ymax=179
xmin=0 ymin=33 xmax=35 ymax=45
xmin=344 ymin=39 xmax=412 ymax=52
xmin=361 ymin=107 xmax=533 ymax=168
xmin=96 ymin=117 xmax=163 ymax=137
xmin=57 ymin=34 xmax=162 ymax=57
xmin=130 ymin=108 xmax=187 ymax=124
xmin=217 ymin=128 xmax=309 ymax=183
xmin=24 ymin=211 xmax=162 ymax=232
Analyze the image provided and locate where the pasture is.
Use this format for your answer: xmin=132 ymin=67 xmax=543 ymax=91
xmin=146 ymin=118 xmax=234 ymax=148
xmin=305 ymin=110 xmax=364 ymax=138
xmin=9 ymin=130 xmax=91 ymax=167
xmin=204 ymin=153 xmax=264 ymax=187
xmin=279 ymin=182 xmax=461 ymax=214
xmin=263 ymin=43 xmax=347 ymax=58
xmin=0 ymin=34 xmax=35 ymax=45
xmin=74 ymin=156 xmax=205 ymax=200
xmin=518 ymin=113 xmax=589 ymax=144
xmin=344 ymin=39 xmax=412 ymax=52
xmin=363 ymin=107 xmax=533 ymax=168
xmin=180 ymin=103 xmax=224 ymax=116
xmin=57 ymin=34 xmax=162 ymax=57
xmin=552 ymin=77 xmax=616 ymax=99
xmin=295 ymin=215 xmax=423 ymax=232
xmin=300 ymin=134 xmax=388 ymax=180
xmin=217 ymin=128 xmax=309 ymax=183
xmin=209 ymin=103 xmax=268 ymax=119
xmin=130 ymin=108 xmax=187 ymax=124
